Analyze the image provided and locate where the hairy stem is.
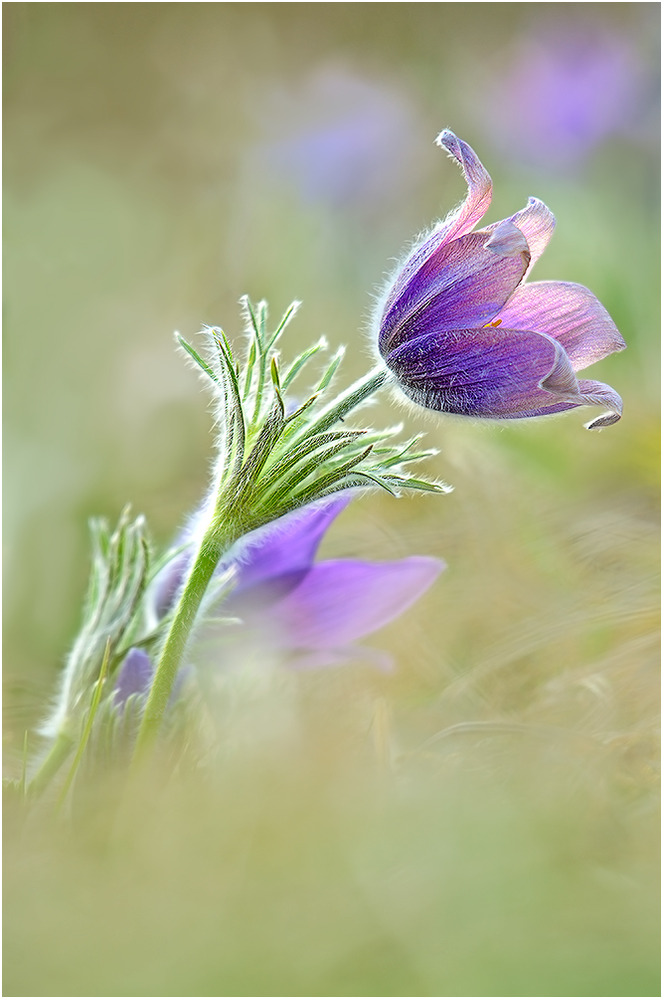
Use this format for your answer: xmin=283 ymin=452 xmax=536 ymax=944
xmin=132 ymin=526 xmax=230 ymax=762
xmin=132 ymin=364 xmax=390 ymax=761
xmin=26 ymin=731 xmax=76 ymax=799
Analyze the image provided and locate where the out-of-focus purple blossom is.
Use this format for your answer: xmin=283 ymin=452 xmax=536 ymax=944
xmin=376 ymin=130 xmax=625 ymax=430
xmin=117 ymin=495 xmax=443 ymax=702
xmin=482 ymin=23 xmax=652 ymax=169
xmin=220 ymin=495 xmax=442 ymax=668
xmin=246 ymin=66 xmax=425 ymax=212
xmin=114 ymin=647 xmax=153 ymax=708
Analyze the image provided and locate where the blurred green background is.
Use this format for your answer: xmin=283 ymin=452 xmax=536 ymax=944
xmin=4 ymin=3 xmax=660 ymax=997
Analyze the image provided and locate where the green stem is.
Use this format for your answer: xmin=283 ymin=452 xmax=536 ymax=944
xmin=26 ymin=730 xmax=75 ymax=799
xmin=132 ymin=364 xmax=390 ymax=762
xmin=56 ymin=638 xmax=111 ymax=812
xmin=295 ymin=366 xmax=388 ymax=438
xmin=132 ymin=526 xmax=230 ymax=762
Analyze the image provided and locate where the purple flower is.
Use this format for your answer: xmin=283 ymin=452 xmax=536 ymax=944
xmin=114 ymin=647 xmax=153 ymax=707
xmin=115 ymin=495 xmax=443 ymax=702
xmin=219 ymin=495 xmax=443 ymax=669
xmin=377 ymin=130 xmax=626 ymax=430
xmin=481 ymin=23 xmax=652 ymax=170
xmin=247 ymin=66 xmax=424 ymax=213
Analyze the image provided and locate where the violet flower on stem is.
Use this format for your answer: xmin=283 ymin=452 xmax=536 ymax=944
xmin=132 ymin=301 xmax=446 ymax=762
xmin=217 ymin=494 xmax=442 ymax=666
xmin=376 ymin=130 xmax=625 ymax=429
xmin=114 ymin=494 xmax=443 ymax=709
xmin=24 ymin=129 xmax=625 ymax=799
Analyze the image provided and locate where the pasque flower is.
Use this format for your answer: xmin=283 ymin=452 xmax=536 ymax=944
xmin=115 ymin=495 xmax=443 ymax=701
xmin=217 ymin=494 xmax=443 ymax=669
xmin=376 ymin=130 xmax=625 ymax=429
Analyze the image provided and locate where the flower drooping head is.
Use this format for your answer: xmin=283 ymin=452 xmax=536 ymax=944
xmin=376 ymin=130 xmax=625 ymax=429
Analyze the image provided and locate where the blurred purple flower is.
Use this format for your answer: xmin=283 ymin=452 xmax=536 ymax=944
xmin=482 ymin=24 xmax=650 ymax=169
xmin=115 ymin=495 xmax=443 ymax=701
xmin=248 ymin=66 xmax=424 ymax=211
xmin=114 ymin=647 xmax=153 ymax=708
xmin=377 ymin=130 xmax=625 ymax=430
xmin=219 ymin=495 xmax=443 ymax=669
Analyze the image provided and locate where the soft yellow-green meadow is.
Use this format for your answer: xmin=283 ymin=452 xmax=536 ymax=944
xmin=4 ymin=5 xmax=659 ymax=997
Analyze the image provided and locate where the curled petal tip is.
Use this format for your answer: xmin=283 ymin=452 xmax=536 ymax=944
xmin=529 ymin=195 xmax=548 ymax=211
xmin=435 ymin=128 xmax=459 ymax=150
xmin=576 ymin=378 xmax=623 ymax=429
xmin=585 ymin=410 xmax=622 ymax=430
xmin=485 ymin=219 xmax=530 ymax=257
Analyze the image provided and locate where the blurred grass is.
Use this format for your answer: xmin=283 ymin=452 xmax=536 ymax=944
xmin=4 ymin=740 xmax=660 ymax=997
xmin=3 ymin=3 xmax=660 ymax=997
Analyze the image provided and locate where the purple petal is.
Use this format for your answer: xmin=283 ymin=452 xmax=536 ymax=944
xmin=534 ymin=340 xmax=623 ymax=425
xmin=385 ymin=325 xmax=560 ymax=415
xmin=153 ymin=551 xmax=190 ymax=619
xmin=151 ymin=496 xmax=354 ymax=623
xmin=501 ymin=378 xmax=623 ymax=427
xmin=378 ymin=131 xmax=492 ymax=335
xmin=497 ymin=281 xmax=626 ymax=369
xmin=434 ymin=130 xmax=493 ymax=244
xmin=228 ymin=495 xmax=353 ymax=594
xmin=576 ymin=381 xmax=624 ymax=428
xmin=385 ymin=324 xmax=623 ymax=426
xmin=114 ymin=648 xmax=153 ymax=707
xmin=379 ymin=225 xmax=530 ymax=355
xmin=481 ymin=197 xmax=556 ymax=279
xmin=265 ymin=556 xmax=444 ymax=649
